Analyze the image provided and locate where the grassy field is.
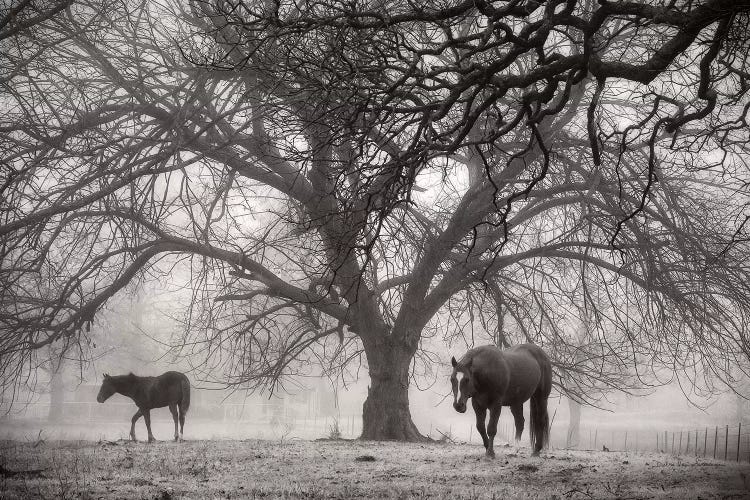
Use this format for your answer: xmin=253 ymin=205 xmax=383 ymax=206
xmin=0 ymin=438 xmax=748 ymax=499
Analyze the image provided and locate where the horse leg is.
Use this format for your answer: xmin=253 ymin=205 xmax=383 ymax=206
xmin=531 ymin=394 xmax=550 ymax=456
xmin=472 ymin=400 xmax=489 ymax=452
xmin=143 ymin=409 xmax=155 ymax=443
xmin=510 ymin=403 xmax=525 ymax=442
xmin=178 ymin=403 xmax=186 ymax=439
xmin=130 ymin=409 xmax=143 ymax=441
xmin=169 ymin=404 xmax=179 ymax=442
xmin=486 ymin=405 xmax=501 ymax=459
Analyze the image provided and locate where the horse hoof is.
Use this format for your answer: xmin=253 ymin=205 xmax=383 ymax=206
xmin=485 ymin=452 xmax=496 ymax=460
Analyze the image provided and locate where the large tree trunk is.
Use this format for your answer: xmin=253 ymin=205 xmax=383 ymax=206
xmin=47 ymin=365 xmax=65 ymax=423
xmin=360 ymin=337 xmax=428 ymax=441
xmin=566 ymin=397 xmax=581 ymax=448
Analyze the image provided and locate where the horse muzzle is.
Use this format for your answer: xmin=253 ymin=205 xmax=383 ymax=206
xmin=453 ymin=401 xmax=467 ymax=413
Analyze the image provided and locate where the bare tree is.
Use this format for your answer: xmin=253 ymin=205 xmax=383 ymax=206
xmin=0 ymin=0 xmax=73 ymax=41
xmin=2 ymin=0 xmax=750 ymax=440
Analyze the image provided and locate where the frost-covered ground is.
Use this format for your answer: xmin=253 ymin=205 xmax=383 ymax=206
xmin=1 ymin=438 xmax=748 ymax=499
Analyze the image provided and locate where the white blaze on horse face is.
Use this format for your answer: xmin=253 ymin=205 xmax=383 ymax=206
xmin=452 ymin=370 xmax=471 ymax=411
xmin=457 ymin=372 xmax=468 ymax=402
xmin=450 ymin=370 xmax=464 ymax=404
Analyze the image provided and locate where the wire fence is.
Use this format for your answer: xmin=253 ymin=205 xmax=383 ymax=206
xmin=1 ymin=401 xmax=361 ymax=441
xmin=430 ymin=414 xmax=750 ymax=464
xmin=508 ymin=421 xmax=750 ymax=463
xmin=573 ymin=423 xmax=750 ymax=463
xmin=7 ymin=402 xmax=749 ymax=463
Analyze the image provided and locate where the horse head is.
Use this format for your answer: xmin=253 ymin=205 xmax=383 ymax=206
xmin=450 ymin=355 xmax=476 ymax=413
xmin=96 ymin=373 xmax=115 ymax=403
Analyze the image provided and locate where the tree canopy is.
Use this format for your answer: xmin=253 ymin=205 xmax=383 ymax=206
xmin=2 ymin=0 xmax=750 ymax=439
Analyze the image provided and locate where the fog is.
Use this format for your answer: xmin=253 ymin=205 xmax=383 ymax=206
xmin=1 ymin=349 xmax=743 ymax=455
xmin=2 ymin=283 xmax=745 ymax=452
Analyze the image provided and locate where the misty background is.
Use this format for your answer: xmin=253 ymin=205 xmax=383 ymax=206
xmin=1 ymin=280 xmax=744 ymax=456
xmin=2 ymin=0 xmax=750 ymax=472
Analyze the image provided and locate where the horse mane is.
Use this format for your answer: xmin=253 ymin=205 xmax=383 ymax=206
xmin=456 ymin=356 xmax=472 ymax=371
xmin=107 ymin=372 xmax=138 ymax=385
xmin=460 ymin=345 xmax=502 ymax=372
xmin=459 ymin=346 xmax=489 ymax=368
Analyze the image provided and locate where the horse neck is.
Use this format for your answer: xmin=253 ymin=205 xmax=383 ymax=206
xmin=111 ymin=376 xmax=137 ymax=398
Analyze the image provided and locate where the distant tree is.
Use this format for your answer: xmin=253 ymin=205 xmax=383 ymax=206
xmin=88 ymin=291 xmax=178 ymax=374
xmin=2 ymin=0 xmax=749 ymax=440
xmin=43 ymin=347 xmax=66 ymax=422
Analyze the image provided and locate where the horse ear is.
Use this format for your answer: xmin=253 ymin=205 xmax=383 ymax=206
xmin=451 ymin=356 xmax=457 ymax=368
xmin=103 ymin=373 xmax=109 ymax=379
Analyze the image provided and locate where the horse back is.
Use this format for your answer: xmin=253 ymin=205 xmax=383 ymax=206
xmin=493 ymin=344 xmax=550 ymax=405
xmin=464 ymin=344 xmax=551 ymax=406
xmin=138 ymin=371 xmax=189 ymax=409
xmin=506 ymin=344 xmax=552 ymax=397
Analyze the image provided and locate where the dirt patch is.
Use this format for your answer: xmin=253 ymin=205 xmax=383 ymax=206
xmin=517 ymin=463 xmax=538 ymax=472
xmin=0 ymin=439 xmax=747 ymax=498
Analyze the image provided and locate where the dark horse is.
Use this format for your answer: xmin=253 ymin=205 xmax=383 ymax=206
xmin=450 ymin=344 xmax=552 ymax=457
xmin=96 ymin=371 xmax=190 ymax=442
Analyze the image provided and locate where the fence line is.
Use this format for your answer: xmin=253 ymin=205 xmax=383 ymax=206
xmin=431 ymin=414 xmax=750 ymax=465
xmin=7 ymin=402 xmax=748 ymax=463
xmin=548 ymin=421 xmax=750 ymax=463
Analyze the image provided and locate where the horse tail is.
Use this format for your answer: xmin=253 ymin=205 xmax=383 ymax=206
xmin=180 ymin=375 xmax=191 ymax=414
xmin=529 ymin=349 xmax=552 ymax=454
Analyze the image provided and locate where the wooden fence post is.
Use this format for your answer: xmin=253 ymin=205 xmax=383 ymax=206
xmin=737 ymin=422 xmax=741 ymax=462
xmin=704 ymin=428 xmax=707 ymax=458
xmin=624 ymin=430 xmax=628 ymax=451
xmin=678 ymin=431 xmax=683 ymax=455
xmin=725 ymin=425 xmax=729 ymax=461
xmin=714 ymin=426 xmax=718 ymax=459
xmin=695 ymin=429 xmax=698 ymax=457
xmin=671 ymin=432 xmax=675 ymax=455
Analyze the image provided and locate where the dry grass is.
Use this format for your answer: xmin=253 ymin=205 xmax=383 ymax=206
xmin=0 ymin=438 xmax=747 ymax=499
